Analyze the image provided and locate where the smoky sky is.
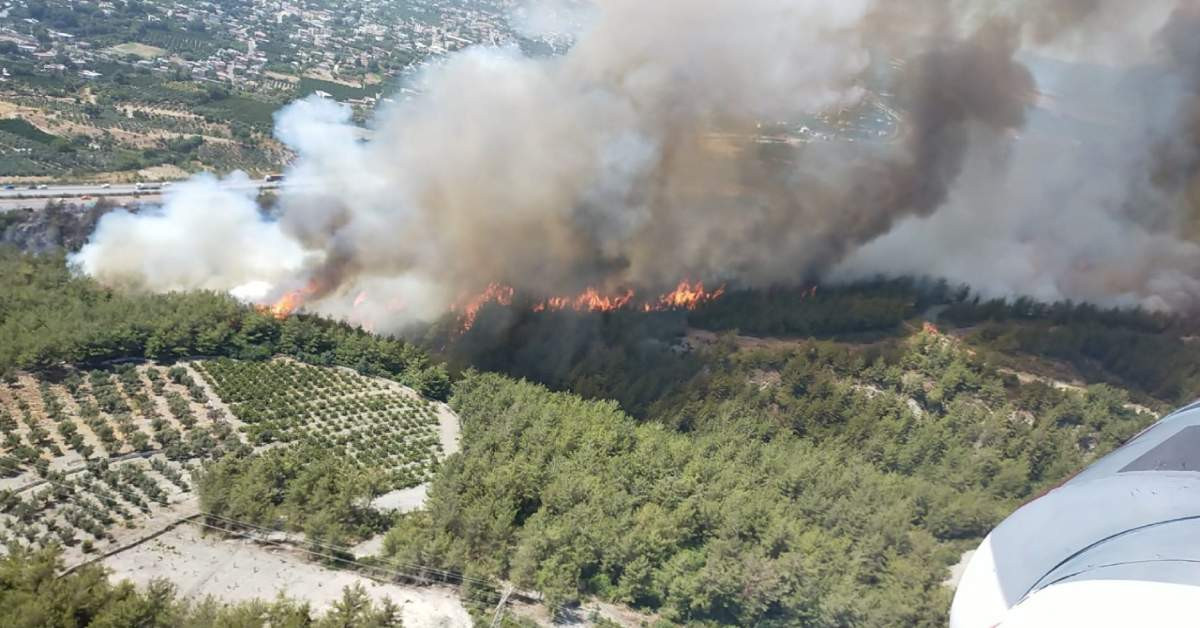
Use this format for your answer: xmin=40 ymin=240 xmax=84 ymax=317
xmin=72 ymin=0 xmax=1200 ymax=326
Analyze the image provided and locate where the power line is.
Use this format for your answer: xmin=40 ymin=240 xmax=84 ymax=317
xmin=199 ymin=511 xmax=501 ymax=589
xmin=181 ymin=517 xmax=571 ymax=623
xmin=183 ymin=516 xmax=499 ymax=598
xmin=0 ymin=459 xmax=561 ymax=620
xmin=0 ymin=459 xmax=491 ymax=598
xmin=195 ymin=511 xmax=565 ymax=618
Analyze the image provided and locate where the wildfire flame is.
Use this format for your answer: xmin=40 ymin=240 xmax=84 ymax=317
xmin=454 ymin=279 xmax=727 ymax=333
xmin=451 ymin=282 xmax=515 ymax=332
xmin=533 ymin=287 xmax=635 ymax=313
xmin=261 ymin=278 xmax=730 ymax=334
xmin=257 ymin=280 xmax=320 ymax=320
xmin=262 ymin=290 xmax=305 ymax=319
xmin=653 ymin=280 xmax=725 ymax=310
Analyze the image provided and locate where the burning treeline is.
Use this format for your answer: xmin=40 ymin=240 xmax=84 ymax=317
xmin=452 ymin=280 xmax=726 ymax=333
xmin=263 ymin=279 xmax=726 ymax=335
xmin=71 ymin=1 xmax=1200 ymax=330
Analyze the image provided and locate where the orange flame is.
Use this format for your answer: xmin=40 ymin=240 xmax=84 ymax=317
xmin=257 ymin=280 xmax=320 ymax=320
xmin=455 ymin=280 xmax=727 ymax=333
xmin=451 ymin=282 xmax=515 ymax=332
xmin=533 ymin=287 xmax=635 ymax=313
xmin=654 ymin=280 xmax=725 ymax=310
xmin=262 ymin=290 xmax=305 ymax=319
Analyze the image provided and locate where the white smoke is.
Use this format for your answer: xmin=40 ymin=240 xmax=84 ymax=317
xmin=509 ymin=0 xmax=595 ymax=43
xmin=72 ymin=173 xmax=309 ymax=293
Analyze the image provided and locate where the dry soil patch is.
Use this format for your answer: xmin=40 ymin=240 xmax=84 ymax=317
xmin=103 ymin=524 xmax=471 ymax=627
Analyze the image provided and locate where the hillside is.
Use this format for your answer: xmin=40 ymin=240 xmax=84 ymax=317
xmin=388 ymin=315 xmax=1159 ymax=626
xmin=0 ymin=249 xmax=480 ymax=626
xmin=0 ymin=249 xmax=1189 ymax=627
xmin=3 ymin=0 xmax=1198 ymax=624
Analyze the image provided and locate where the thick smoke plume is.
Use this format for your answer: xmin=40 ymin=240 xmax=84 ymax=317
xmin=834 ymin=0 xmax=1200 ymax=311
xmin=73 ymin=0 xmax=1200 ymax=327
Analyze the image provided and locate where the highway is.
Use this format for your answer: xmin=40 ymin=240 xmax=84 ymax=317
xmin=0 ymin=180 xmax=282 ymax=211
xmin=0 ymin=180 xmax=279 ymax=199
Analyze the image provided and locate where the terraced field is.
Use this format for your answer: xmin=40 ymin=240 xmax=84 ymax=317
xmin=0 ymin=358 xmax=450 ymax=566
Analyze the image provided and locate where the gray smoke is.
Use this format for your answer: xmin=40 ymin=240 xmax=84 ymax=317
xmin=834 ymin=0 xmax=1200 ymax=311
xmin=71 ymin=0 xmax=1200 ymax=326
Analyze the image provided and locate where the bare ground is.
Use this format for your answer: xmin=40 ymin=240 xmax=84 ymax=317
xmin=943 ymin=550 xmax=976 ymax=589
xmin=370 ymin=484 xmax=429 ymax=514
xmin=433 ymin=402 xmax=461 ymax=457
xmin=998 ymin=368 xmax=1157 ymax=416
xmin=508 ymin=598 xmax=661 ymax=627
xmin=103 ymin=524 xmax=472 ymax=627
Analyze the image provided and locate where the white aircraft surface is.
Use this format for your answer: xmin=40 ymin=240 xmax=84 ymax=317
xmin=951 ymin=401 xmax=1200 ymax=627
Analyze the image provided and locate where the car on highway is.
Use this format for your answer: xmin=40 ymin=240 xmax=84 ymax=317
xmin=80 ymin=195 xmax=94 ymax=201
xmin=36 ymin=184 xmax=47 ymax=190
xmin=100 ymin=183 xmax=111 ymax=189
xmin=3 ymin=185 xmax=13 ymax=190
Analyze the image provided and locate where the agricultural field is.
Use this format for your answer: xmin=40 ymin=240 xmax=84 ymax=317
xmin=0 ymin=102 xmax=285 ymax=179
xmin=0 ymin=68 xmax=289 ymax=180
xmin=106 ymin=43 xmax=168 ymax=60
xmin=195 ymin=358 xmax=447 ymax=491
xmin=0 ymin=363 xmax=239 ymax=564
xmin=0 ymin=359 xmax=453 ymax=567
